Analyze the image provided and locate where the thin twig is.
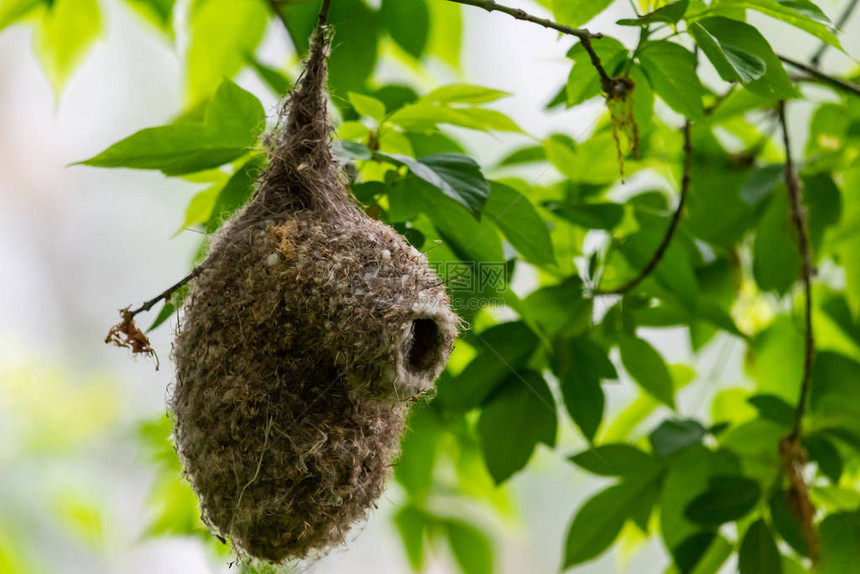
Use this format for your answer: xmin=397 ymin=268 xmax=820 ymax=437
xmin=127 ymin=266 xmax=203 ymax=320
xmin=778 ymin=100 xmax=820 ymax=562
xmin=594 ymin=120 xmax=692 ymax=296
xmin=809 ymin=0 xmax=859 ymax=68
xmin=446 ymin=0 xmax=619 ymax=93
xmin=780 ymin=54 xmax=860 ymax=98
xmin=779 ymin=102 xmax=815 ymax=440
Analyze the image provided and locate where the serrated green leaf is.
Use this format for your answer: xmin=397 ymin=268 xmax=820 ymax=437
xmin=477 ymin=370 xmax=557 ymax=484
xmin=690 ymin=20 xmax=765 ymax=84
xmin=35 ymin=0 xmax=101 ymax=96
xmin=185 ymin=0 xmax=267 ymax=105
xmin=638 ymin=41 xmax=706 ymax=120
xmin=739 ymin=519 xmax=782 ymax=574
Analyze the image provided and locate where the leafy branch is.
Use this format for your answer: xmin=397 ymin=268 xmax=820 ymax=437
xmin=777 ymin=100 xmax=820 ymax=562
xmin=594 ymin=120 xmax=692 ymax=296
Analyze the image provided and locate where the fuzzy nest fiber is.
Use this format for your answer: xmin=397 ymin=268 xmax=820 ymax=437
xmin=170 ymin=27 xmax=458 ymax=563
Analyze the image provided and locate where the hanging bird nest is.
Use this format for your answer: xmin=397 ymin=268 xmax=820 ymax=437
xmin=169 ymin=10 xmax=458 ymax=565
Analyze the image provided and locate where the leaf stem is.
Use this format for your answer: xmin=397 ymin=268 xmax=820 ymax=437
xmin=593 ymin=120 xmax=692 ymax=296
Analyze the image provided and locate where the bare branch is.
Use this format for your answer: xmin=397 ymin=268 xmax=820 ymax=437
xmin=778 ymin=100 xmax=820 ymax=563
xmin=809 ymin=0 xmax=859 ymax=68
xmin=780 ymin=54 xmax=860 ymax=99
xmin=594 ymin=120 xmax=692 ymax=296
xmin=446 ymin=0 xmax=620 ymax=94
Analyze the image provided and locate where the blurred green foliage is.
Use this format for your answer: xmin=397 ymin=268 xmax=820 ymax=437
xmin=5 ymin=0 xmax=860 ymax=572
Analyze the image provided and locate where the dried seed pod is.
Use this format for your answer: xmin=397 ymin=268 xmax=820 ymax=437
xmin=170 ymin=26 xmax=458 ymax=563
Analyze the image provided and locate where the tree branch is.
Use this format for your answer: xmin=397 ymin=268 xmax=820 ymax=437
xmin=779 ymin=102 xmax=815 ymax=440
xmin=778 ymin=100 xmax=820 ymax=562
xmin=780 ymin=54 xmax=860 ymax=99
xmin=446 ymin=0 xmax=621 ymax=94
xmin=105 ymin=266 xmax=203 ymax=369
xmin=594 ymin=120 xmax=692 ymax=296
xmin=809 ymin=0 xmax=859 ymax=68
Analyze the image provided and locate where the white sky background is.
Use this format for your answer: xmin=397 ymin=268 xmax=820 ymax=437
xmin=0 ymin=0 xmax=857 ymax=572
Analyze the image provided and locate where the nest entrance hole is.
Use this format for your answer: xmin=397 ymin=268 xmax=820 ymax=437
xmin=405 ymin=319 xmax=443 ymax=374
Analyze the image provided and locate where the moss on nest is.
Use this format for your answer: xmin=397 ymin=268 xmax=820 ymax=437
xmin=170 ymin=25 xmax=458 ymax=564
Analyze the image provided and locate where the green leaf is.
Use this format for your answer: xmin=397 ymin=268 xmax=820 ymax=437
xmin=78 ymin=80 xmax=264 ymax=175
xmin=804 ymin=434 xmax=843 ymax=484
xmin=618 ymin=334 xmax=676 ymax=408
xmin=551 ymin=0 xmax=613 ymax=27
xmin=551 ymin=202 xmax=625 ymax=230
xmin=685 ymin=475 xmax=761 ymax=526
xmin=390 ymin=102 xmax=521 ymax=133
xmin=618 ymin=0 xmax=689 ymax=26
xmin=570 ymin=444 xmax=657 ymax=477
xmin=565 ymin=37 xmax=628 ymax=106
xmin=661 ymin=445 xmax=741 ymax=554
xmin=427 ymin=0 xmax=461 ymax=67
xmin=124 ymin=0 xmax=176 ymax=35
xmin=35 ymin=0 xmax=101 ymax=96
xmin=690 ymin=17 xmax=795 ymax=99
xmin=394 ymin=505 xmax=428 ymax=570
xmin=438 ymin=322 xmax=540 ymax=412
xmin=711 ymin=0 xmax=841 ymax=49
xmin=740 ymin=164 xmax=783 ymax=205
xmin=553 ymin=335 xmax=617 ymax=440
xmin=747 ymin=394 xmax=795 ymax=427
xmin=206 ymin=154 xmax=264 ymax=232
xmin=477 ymin=370 xmax=557 ymax=484
xmin=185 ymin=0 xmax=268 ymax=105
xmin=381 ymin=0 xmax=429 ymax=59
xmin=674 ymin=532 xmax=719 ymax=574
xmin=820 ymin=511 xmax=860 ymax=574
xmin=423 ymin=83 xmax=511 ymax=105
xmin=753 ymin=192 xmax=801 ymax=295
xmin=689 ymin=20 xmax=766 ymax=84
xmin=650 ymin=419 xmax=706 ymax=457
xmin=376 ymin=152 xmax=490 ymax=218
xmin=349 ymin=92 xmax=387 ymax=122
xmin=768 ymin=488 xmax=810 ymax=557
xmin=395 ymin=406 xmax=444 ymax=497
xmin=638 ymin=41 xmax=706 ymax=120
xmin=444 ymin=520 xmax=493 ymax=574
xmin=563 ymin=480 xmax=649 ymax=567
xmin=738 ymin=519 xmax=783 ymax=574
xmin=484 ymin=182 xmax=554 ymax=265
xmin=0 ymin=0 xmax=42 ymax=32
xmin=246 ymin=55 xmax=291 ymax=96
xmin=523 ymin=277 xmax=593 ymax=337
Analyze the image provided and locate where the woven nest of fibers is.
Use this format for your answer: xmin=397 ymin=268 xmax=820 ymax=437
xmin=170 ymin=25 xmax=459 ymax=564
